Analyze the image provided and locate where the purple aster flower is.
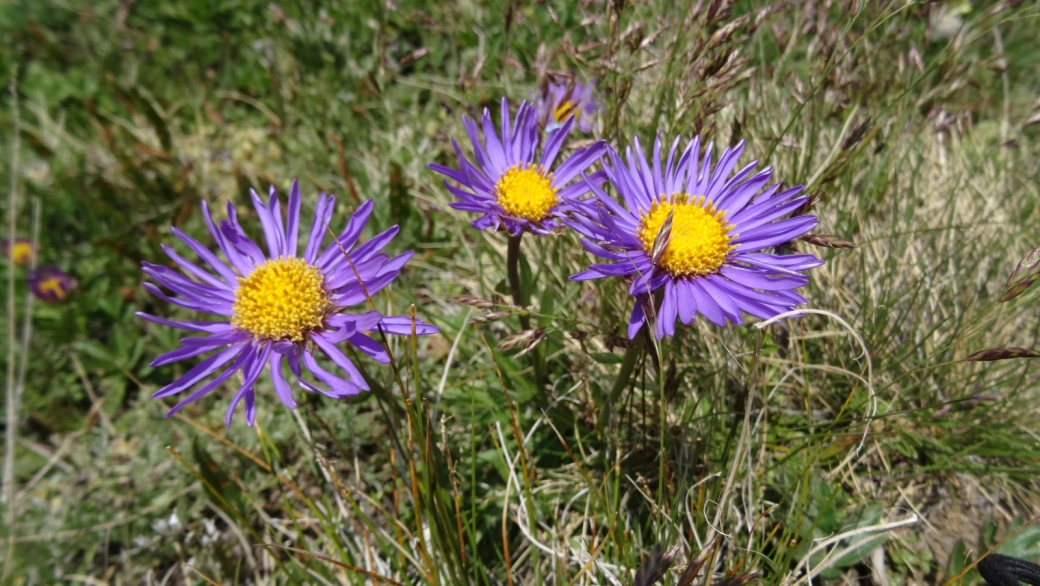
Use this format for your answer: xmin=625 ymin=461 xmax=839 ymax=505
xmin=428 ymin=98 xmax=606 ymax=236
xmin=138 ymin=180 xmax=439 ymax=427
xmin=569 ymin=136 xmax=823 ymax=339
xmin=536 ymin=80 xmax=599 ymax=134
xmin=28 ymin=265 xmax=77 ymax=303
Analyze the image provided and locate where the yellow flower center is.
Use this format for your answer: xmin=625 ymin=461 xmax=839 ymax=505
xmin=553 ymin=100 xmax=579 ymax=124
xmin=11 ymin=242 xmax=33 ymax=265
xmin=38 ymin=278 xmax=68 ymax=300
xmin=495 ymin=164 xmax=559 ymax=222
xmin=231 ymin=257 xmax=332 ymax=343
xmin=637 ymin=194 xmax=736 ymax=278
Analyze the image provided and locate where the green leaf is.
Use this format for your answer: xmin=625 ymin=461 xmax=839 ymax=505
xmin=589 ymin=352 xmax=623 ymax=364
xmin=996 ymin=518 xmax=1040 ymax=560
xmin=946 ymin=539 xmax=967 ymax=579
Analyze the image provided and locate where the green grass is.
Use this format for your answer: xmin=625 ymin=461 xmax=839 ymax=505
xmin=3 ymin=0 xmax=1040 ymax=584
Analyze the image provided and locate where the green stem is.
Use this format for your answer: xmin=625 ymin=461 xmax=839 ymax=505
xmin=506 ymin=233 xmax=546 ymax=387
xmin=506 ymin=233 xmax=529 ymax=329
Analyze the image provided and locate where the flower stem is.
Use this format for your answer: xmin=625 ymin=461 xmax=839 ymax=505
xmin=609 ymin=334 xmax=645 ymax=404
xmin=506 ymin=233 xmax=546 ymax=387
xmin=506 ymin=233 xmax=530 ymax=330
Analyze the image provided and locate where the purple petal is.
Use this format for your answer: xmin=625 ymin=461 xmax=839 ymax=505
xmin=654 ymin=281 xmax=678 ymax=338
xmin=716 ymin=169 xmax=772 ymax=215
xmin=303 ymin=194 xmax=331 ymax=263
xmin=348 ymin=332 xmax=390 ymax=363
xmin=481 ymin=108 xmax=508 ymax=177
xmin=170 ymin=225 xmax=239 ymax=284
xmin=164 ymin=349 xmax=252 ymax=417
xmin=268 ymin=184 xmax=287 ymax=255
xmin=462 ymin=115 xmax=491 ymax=173
xmin=720 ymin=265 xmax=807 ymax=291
xmin=500 ymin=97 xmax=513 ymax=162
xmin=553 ymin=140 xmax=607 ymax=186
xmin=311 ymin=334 xmax=370 ymax=390
xmin=286 ymin=180 xmax=302 ymax=257
xmin=150 ymin=344 xmax=220 ymax=368
xmin=219 ymin=221 xmax=266 ymax=268
xmin=689 ymin=279 xmax=725 ymax=327
xmin=143 ymin=282 xmax=233 ymax=316
xmin=136 ymin=312 xmax=232 ymax=333
xmin=269 ymin=352 xmax=297 ymax=409
xmin=314 ymin=199 xmax=375 ymax=269
xmin=301 ymin=350 xmax=362 ymax=398
xmin=160 ymin=244 xmax=230 ymax=289
xmin=250 ymin=188 xmax=283 ymax=259
xmin=627 ymin=299 xmax=646 ymax=339
xmin=198 ymin=201 xmax=247 ymax=282
xmin=153 ymin=344 xmax=245 ymax=399
xmin=733 ymin=216 xmax=818 ymax=250
xmin=540 ymin=116 xmax=575 ymax=170
xmin=224 ymin=344 xmax=270 ymax=427
xmin=676 ymin=279 xmax=697 ymax=324
xmin=699 ymin=277 xmax=742 ymax=324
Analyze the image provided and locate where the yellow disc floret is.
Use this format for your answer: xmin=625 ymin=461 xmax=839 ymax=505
xmin=495 ymin=164 xmax=559 ymax=222
xmin=231 ymin=257 xmax=332 ymax=343
xmin=637 ymin=194 xmax=736 ymax=278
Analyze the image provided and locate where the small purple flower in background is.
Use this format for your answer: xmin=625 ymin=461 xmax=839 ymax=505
xmin=138 ymin=180 xmax=438 ymax=427
xmin=537 ymin=80 xmax=599 ymax=134
xmin=28 ymin=265 xmax=77 ymax=303
xmin=3 ymin=238 xmax=34 ymax=266
xmin=569 ymin=136 xmax=822 ymax=339
xmin=429 ymin=98 xmax=606 ymax=236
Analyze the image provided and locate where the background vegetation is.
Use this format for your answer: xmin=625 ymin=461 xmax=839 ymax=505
xmin=2 ymin=0 xmax=1040 ymax=584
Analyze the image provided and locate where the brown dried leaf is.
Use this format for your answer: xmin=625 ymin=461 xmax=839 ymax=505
xmin=999 ymin=245 xmax=1040 ymax=302
xmin=966 ymin=347 xmax=1040 ymax=362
